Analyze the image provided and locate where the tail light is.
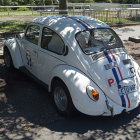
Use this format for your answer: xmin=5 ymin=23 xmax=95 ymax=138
xmin=87 ymin=86 xmax=99 ymax=101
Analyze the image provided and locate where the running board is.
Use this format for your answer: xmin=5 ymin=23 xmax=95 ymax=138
xmin=19 ymin=66 xmax=49 ymax=91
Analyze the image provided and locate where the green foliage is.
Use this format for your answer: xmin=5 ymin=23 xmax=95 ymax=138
xmin=0 ymin=0 xmax=139 ymax=5
xmin=94 ymin=0 xmax=112 ymax=2
xmin=0 ymin=21 xmax=28 ymax=32
xmin=69 ymin=0 xmax=139 ymax=3
xmin=85 ymin=0 xmax=94 ymax=2
xmin=112 ymin=0 xmax=140 ymax=3
xmin=0 ymin=8 xmax=10 ymax=12
xmin=69 ymin=0 xmax=94 ymax=2
xmin=106 ymin=0 xmax=112 ymax=3
xmin=69 ymin=0 xmax=113 ymax=3
xmin=45 ymin=0 xmax=53 ymax=5
xmin=16 ymin=7 xmax=29 ymax=11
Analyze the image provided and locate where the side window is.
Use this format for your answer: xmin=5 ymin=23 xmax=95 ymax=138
xmin=41 ymin=27 xmax=65 ymax=55
xmin=76 ymin=31 xmax=90 ymax=48
xmin=25 ymin=25 xmax=40 ymax=45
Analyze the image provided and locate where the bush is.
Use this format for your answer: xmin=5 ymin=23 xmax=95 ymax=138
xmin=95 ymin=0 xmax=112 ymax=2
xmin=106 ymin=0 xmax=112 ymax=2
xmin=0 ymin=8 xmax=10 ymax=12
xmin=16 ymin=7 xmax=29 ymax=11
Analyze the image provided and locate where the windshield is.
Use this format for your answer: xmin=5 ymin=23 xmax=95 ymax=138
xmin=76 ymin=28 xmax=123 ymax=54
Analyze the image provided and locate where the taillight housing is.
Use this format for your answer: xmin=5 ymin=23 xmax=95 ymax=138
xmin=86 ymin=86 xmax=99 ymax=101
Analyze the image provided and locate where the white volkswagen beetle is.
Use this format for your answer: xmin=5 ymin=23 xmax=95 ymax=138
xmin=3 ymin=15 xmax=140 ymax=116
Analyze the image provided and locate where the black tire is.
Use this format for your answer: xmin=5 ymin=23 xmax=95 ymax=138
xmin=3 ymin=47 xmax=14 ymax=70
xmin=52 ymin=80 xmax=77 ymax=116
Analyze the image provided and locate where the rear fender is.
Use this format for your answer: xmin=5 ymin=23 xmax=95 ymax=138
xmin=49 ymin=65 xmax=107 ymax=115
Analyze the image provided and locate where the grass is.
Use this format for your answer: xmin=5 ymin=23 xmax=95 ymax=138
xmin=0 ymin=10 xmax=139 ymax=32
xmin=98 ymin=17 xmax=134 ymax=25
xmin=0 ymin=21 xmax=29 ymax=32
xmin=0 ymin=18 xmax=139 ymax=33
xmin=0 ymin=10 xmax=40 ymax=16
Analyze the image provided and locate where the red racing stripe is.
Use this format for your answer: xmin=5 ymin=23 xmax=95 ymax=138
xmin=126 ymin=94 xmax=131 ymax=108
xmin=109 ymin=50 xmax=123 ymax=80
xmin=109 ymin=50 xmax=131 ymax=108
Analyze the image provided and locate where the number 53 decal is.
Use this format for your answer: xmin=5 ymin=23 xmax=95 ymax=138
xmin=26 ymin=51 xmax=32 ymax=67
xmin=129 ymin=67 xmax=135 ymax=77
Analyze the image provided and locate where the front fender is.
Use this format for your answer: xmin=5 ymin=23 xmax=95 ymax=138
xmin=4 ymin=38 xmax=23 ymax=69
xmin=50 ymin=65 xmax=108 ymax=116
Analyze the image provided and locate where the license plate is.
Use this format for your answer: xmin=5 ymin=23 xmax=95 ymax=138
xmin=118 ymin=84 xmax=137 ymax=95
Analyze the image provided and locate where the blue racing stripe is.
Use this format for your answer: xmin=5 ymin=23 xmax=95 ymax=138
xmin=64 ymin=16 xmax=92 ymax=30
xmin=120 ymin=95 xmax=126 ymax=107
xmin=112 ymin=68 xmax=121 ymax=88
xmin=104 ymin=51 xmax=119 ymax=86
xmin=71 ymin=17 xmax=89 ymax=30
xmin=104 ymin=50 xmax=112 ymax=63
xmin=104 ymin=50 xmax=126 ymax=107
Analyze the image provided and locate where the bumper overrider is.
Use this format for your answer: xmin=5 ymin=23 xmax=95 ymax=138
xmin=103 ymin=91 xmax=140 ymax=116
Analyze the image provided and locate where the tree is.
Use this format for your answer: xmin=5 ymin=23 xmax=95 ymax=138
xmin=0 ymin=0 xmax=4 ymax=5
xmin=59 ymin=0 xmax=68 ymax=15
xmin=0 ymin=0 xmax=139 ymax=6
xmin=69 ymin=0 xmax=94 ymax=2
xmin=94 ymin=0 xmax=112 ymax=2
xmin=112 ymin=0 xmax=140 ymax=3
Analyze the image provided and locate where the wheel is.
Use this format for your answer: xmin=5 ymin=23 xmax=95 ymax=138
xmin=52 ymin=80 xmax=76 ymax=116
xmin=3 ymin=47 xmax=14 ymax=70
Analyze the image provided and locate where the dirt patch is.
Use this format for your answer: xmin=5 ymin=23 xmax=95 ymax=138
xmin=124 ymin=41 xmax=140 ymax=64
xmin=0 ymin=16 xmax=37 ymax=22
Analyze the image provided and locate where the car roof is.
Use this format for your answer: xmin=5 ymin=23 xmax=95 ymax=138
xmin=33 ymin=15 xmax=109 ymax=29
xmin=33 ymin=15 xmax=109 ymax=40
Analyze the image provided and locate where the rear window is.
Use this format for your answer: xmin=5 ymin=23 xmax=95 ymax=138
xmin=76 ymin=28 xmax=123 ymax=54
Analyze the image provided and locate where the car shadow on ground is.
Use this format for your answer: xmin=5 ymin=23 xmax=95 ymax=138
xmin=0 ymin=61 xmax=140 ymax=139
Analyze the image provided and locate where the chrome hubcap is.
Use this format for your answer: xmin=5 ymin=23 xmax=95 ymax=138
xmin=54 ymin=86 xmax=68 ymax=112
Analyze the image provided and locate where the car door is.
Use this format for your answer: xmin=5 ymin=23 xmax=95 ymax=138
xmin=37 ymin=27 xmax=66 ymax=85
xmin=21 ymin=24 xmax=40 ymax=76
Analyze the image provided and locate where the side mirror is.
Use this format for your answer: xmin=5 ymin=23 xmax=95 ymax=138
xmin=15 ymin=33 xmax=25 ymax=39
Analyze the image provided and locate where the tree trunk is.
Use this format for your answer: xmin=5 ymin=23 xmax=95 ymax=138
xmin=59 ymin=0 xmax=68 ymax=15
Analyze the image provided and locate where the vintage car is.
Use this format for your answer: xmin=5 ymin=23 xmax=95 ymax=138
xmin=3 ymin=15 xmax=140 ymax=116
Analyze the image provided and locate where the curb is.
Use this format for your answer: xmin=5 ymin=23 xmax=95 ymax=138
xmin=128 ymin=37 xmax=140 ymax=43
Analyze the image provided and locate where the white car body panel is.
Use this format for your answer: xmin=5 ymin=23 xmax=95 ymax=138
xmin=21 ymin=37 xmax=39 ymax=75
xmin=4 ymin=15 xmax=140 ymax=116
xmin=4 ymin=38 xmax=23 ymax=69
xmin=50 ymin=65 xmax=108 ymax=116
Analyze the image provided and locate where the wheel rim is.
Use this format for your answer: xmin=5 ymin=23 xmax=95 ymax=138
xmin=4 ymin=50 xmax=11 ymax=68
xmin=54 ymin=86 xmax=68 ymax=112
